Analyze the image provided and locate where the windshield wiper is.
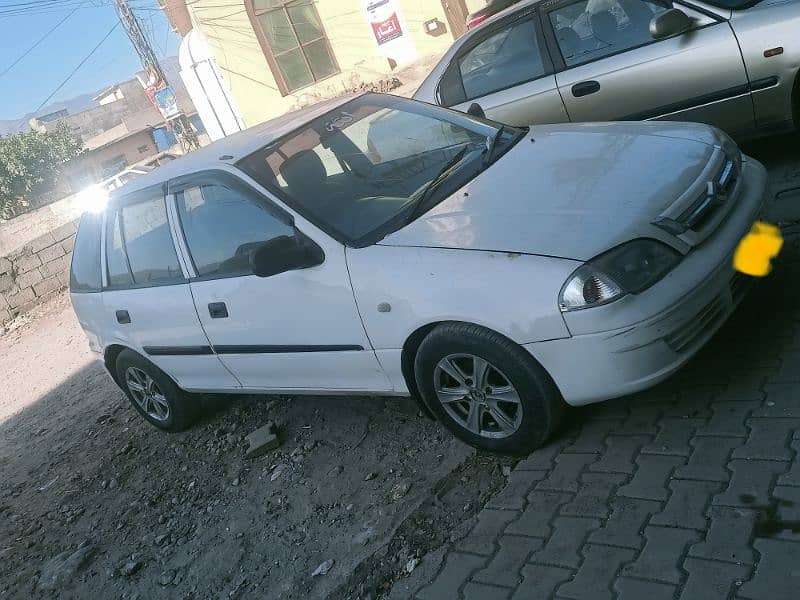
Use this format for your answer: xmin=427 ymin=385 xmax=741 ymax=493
xmin=483 ymin=125 xmax=505 ymax=166
xmin=404 ymin=145 xmax=472 ymax=224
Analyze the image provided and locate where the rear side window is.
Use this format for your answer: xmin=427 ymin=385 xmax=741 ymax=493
xmin=176 ymin=184 xmax=294 ymax=279
xmin=105 ymin=196 xmax=184 ymax=288
xmin=457 ymin=18 xmax=547 ymax=101
xmin=69 ymin=213 xmax=102 ymax=293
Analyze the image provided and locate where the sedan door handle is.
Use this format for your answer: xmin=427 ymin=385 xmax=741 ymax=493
xmin=572 ymin=80 xmax=601 ymax=98
xmin=208 ymin=302 xmax=229 ymax=319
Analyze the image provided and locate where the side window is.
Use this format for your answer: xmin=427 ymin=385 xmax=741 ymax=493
xmin=69 ymin=213 xmax=102 ymax=293
xmin=120 ymin=197 xmax=183 ymax=285
xmin=176 ymin=184 xmax=294 ymax=279
xmin=105 ymin=196 xmax=183 ymax=288
xmin=457 ymin=18 xmax=547 ymax=102
xmin=549 ymin=0 xmax=669 ymax=67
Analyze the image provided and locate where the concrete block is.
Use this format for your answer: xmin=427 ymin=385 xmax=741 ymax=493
xmin=244 ymin=422 xmax=280 ymax=458
xmin=60 ymin=235 xmax=76 ymax=253
xmin=15 ymin=269 xmax=43 ymax=290
xmin=34 ymin=276 xmax=63 ymax=297
xmin=14 ymin=253 xmax=42 ymax=274
xmin=28 ymin=232 xmax=55 ymax=253
xmin=51 ymin=221 xmax=78 ymax=242
xmin=0 ymin=308 xmax=10 ymax=323
xmin=57 ymin=270 xmax=71 ymax=287
xmin=38 ymin=243 xmax=65 ymax=264
xmin=0 ymin=256 xmax=11 ymax=274
xmin=6 ymin=287 xmax=35 ymax=309
xmin=40 ymin=255 xmax=70 ymax=278
xmin=0 ymin=273 xmax=14 ymax=294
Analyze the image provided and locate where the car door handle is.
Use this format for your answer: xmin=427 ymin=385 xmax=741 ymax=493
xmin=116 ymin=310 xmax=131 ymax=324
xmin=208 ymin=302 xmax=229 ymax=319
xmin=572 ymin=81 xmax=601 ymax=98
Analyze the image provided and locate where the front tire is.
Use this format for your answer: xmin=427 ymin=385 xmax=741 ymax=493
xmin=414 ymin=323 xmax=564 ymax=455
xmin=115 ymin=349 xmax=198 ymax=432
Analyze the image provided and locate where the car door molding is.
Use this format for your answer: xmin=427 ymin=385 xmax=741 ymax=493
xmin=619 ymin=76 xmax=778 ymax=121
xmin=142 ymin=344 xmax=365 ymax=356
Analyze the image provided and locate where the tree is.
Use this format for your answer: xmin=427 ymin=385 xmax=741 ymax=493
xmin=0 ymin=123 xmax=83 ymax=219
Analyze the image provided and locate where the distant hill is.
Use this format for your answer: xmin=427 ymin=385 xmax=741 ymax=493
xmin=0 ymin=57 xmax=180 ymax=137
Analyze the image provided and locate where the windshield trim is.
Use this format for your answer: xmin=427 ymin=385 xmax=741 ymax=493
xmin=693 ymin=0 xmax=761 ymax=9
xmin=236 ymin=93 xmax=524 ymax=248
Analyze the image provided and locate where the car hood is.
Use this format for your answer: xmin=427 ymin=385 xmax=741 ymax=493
xmin=379 ymin=121 xmax=725 ymax=261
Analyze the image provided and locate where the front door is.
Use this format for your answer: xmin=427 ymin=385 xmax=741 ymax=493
xmin=440 ymin=10 xmax=569 ymax=126
xmin=169 ymin=172 xmax=392 ymax=392
xmin=544 ymin=0 xmax=754 ymax=137
xmin=442 ymin=0 xmax=470 ymax=39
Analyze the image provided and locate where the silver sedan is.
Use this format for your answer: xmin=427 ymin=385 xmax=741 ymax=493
xmin=415 ymin=0 xmax=800 ymax=140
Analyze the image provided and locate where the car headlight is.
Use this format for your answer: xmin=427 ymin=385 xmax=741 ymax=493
xmin=559 ymin=239 xmax=681 ymax=312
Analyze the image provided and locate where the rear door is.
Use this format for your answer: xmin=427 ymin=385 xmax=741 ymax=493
xmin=100 ymin=187 xmax=239 ymax=391
xmin=544 ymin=0 xmax=754 ymax=136
xmin=437 ymin=7 xmax=570 ymax=126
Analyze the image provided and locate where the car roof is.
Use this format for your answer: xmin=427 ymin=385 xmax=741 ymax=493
xmin=113 ymin=94 xmax=357 ymax=199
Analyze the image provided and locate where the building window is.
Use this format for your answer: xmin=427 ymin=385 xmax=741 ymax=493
xmin=247 ymin=0 xmax=339 ymax=95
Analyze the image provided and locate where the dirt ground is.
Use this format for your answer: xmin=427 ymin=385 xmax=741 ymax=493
xmin=0 ymin=294 xmax=514 ymax=600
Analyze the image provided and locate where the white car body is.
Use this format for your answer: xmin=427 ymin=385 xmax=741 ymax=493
xmin=69 ymin=94 xmax=769 ymax=451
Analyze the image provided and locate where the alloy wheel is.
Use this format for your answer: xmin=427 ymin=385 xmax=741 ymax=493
xmin=125 ymin=367 xmax=170 ymax=422
xmin=433 ymin=353 xmax=523 ymax=439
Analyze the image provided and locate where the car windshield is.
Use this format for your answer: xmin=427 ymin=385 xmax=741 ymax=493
xmin=237 ymin=94 xmax=523 ymax=247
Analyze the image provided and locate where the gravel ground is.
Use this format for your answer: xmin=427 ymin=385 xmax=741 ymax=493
xmin=0 ymin=298 xmax=513 ymax=599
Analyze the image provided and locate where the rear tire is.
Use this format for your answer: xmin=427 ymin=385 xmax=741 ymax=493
xmin=115 ymin=349 xmax=199 ymax=432
xmin=414 ymin=323 xmax=565 ymax=456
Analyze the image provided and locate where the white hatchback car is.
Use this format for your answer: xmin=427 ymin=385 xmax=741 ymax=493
xmin=70 ymin=93 xmax=769 ymax=454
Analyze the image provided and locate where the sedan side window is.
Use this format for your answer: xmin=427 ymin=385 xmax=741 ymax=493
xmin=176 ymin=184 xmax=294 ymax=279
xmin=550 ymin=0 xmax=670 ymax=67
xmin=457 ymin=18 xmax=547 ymax=101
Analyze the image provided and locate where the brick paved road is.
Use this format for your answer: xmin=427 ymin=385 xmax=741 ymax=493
xmin=394 ymin=135 xmax=800 ymax=599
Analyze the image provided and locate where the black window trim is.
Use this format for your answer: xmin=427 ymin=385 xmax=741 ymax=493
xmin=437 ymin=5 xmax=556 ymax=107
xmin=103 ymin=184 xmax=189 ymax=292
xmin=168 ymin=169 xmax=307 ymax=284
xmin=541 ymin=0 xmax=724 ymax=72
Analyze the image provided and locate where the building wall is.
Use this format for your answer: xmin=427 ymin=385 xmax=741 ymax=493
xmin=465 ymin=0 xmax=487 ymax=14
xmin=64 ymin=129 xmax=157 ymax=187
xmin=0 ymin=220 xmax=78 ymax=325
xmin=189 ymin=0 xmax=460 ymax=127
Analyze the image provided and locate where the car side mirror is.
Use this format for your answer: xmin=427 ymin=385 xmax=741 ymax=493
xmin=467 ymin=103 xmax=486 ymax=119
xmin=251 ymin=232 xmax=324 ymax=278
xmin=650 ymin=8 xmax=693 ymax=39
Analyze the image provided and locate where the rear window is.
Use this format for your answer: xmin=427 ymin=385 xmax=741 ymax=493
xmin=69 ymin=213 xmax=102 ymax=293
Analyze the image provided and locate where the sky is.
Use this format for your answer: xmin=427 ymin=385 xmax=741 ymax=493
xmin=0 ymin=0 xmax=180 ymax=120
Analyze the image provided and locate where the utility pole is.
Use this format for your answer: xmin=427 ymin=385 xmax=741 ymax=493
xmin=115 ymin=0 xmax=199 ymax=152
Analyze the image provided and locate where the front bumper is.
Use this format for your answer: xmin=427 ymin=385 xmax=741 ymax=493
xmin=526 ymin=157 xmax=770 ymax=406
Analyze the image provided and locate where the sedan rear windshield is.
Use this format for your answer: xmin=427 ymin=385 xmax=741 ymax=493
xmin=237 ymin=94 xmax=522 ymax=247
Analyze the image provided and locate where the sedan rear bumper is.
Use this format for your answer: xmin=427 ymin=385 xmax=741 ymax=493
xmin=525 ymin=157 xmax=770 ymax=406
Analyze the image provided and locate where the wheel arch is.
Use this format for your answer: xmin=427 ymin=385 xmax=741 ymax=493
xmin=400 ymin=320 xmax=559 ymax=415
xmin=103 ymin=344 xmax=130 ymax=388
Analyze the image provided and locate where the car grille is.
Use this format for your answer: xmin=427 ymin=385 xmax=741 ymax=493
xmin=676 ymin=158 xmax=739 ymax=232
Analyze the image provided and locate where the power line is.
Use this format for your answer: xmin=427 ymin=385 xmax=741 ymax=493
xmin=0 ymin=6 xmax=78 ymax=78
xmin=34 ymin=20 xmax=121 ymax=114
